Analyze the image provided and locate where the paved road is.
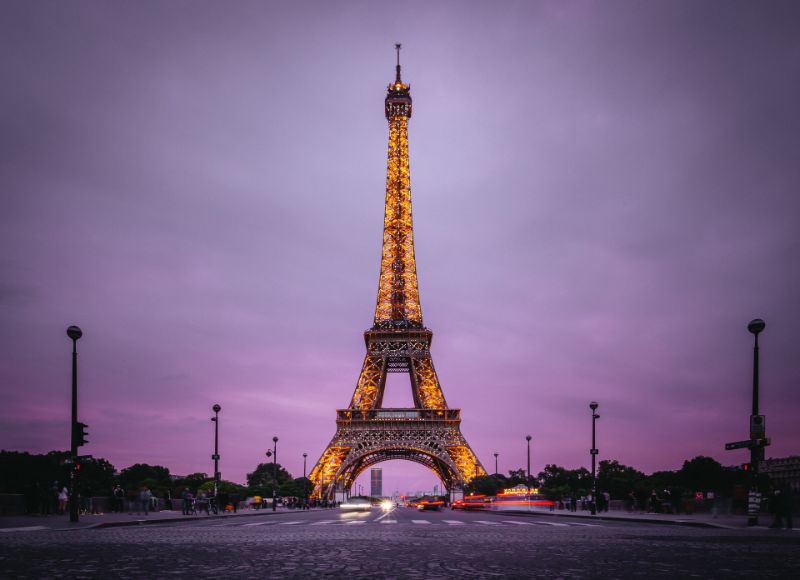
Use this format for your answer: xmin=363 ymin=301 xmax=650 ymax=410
xmin=1 ymin=507 xmax=797 ymax=578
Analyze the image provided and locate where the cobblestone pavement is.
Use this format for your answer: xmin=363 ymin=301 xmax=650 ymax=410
xmin=1 ymin=507 xmax=797 ymax=578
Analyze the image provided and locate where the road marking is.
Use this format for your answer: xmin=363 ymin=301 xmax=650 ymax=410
xmin=569 ymin=522 xmax=600 ymax=527
xmin=411 ymin=519 xmax=431 ymax=524
xmin=345 ymin=520 xmax=366 ymax=525
xmin=242 ymin=521 xmax=273 ymax=527
xmin=503 ymin=520 xmax=534 ymax=525
xmin=532 ymin=520 xmax=569 ymax=527
xmin=443 ymin=520 xmax=464 ymax=525
xmin=373 ymin=510 xmax=394 ymax=522
xmin=379 ymin=520 xmax=397 ymax=524
xmin=475 ymin=520 xmax=503 ymax=526
xmin=278 ymin=521 xmax=303 ymax=525
xmin=0 ymin=526 xmax=46 ymax=533
xmin=310 ymin=520 xmax=338 ymax=526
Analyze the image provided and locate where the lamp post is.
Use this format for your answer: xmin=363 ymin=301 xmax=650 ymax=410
xmin=526 ymin=435 xmax=532 ymax=507
xmin=590 ymin=401 xmax=599 ymax=515
xmin=67 ymin=325 xmax=83 ymax=523
xmin=747 ymin=318 xmax=766 ymax=526
xmin=302 ymin=453 xmax=308 ymax=509
xmin=494 ymin=452 xmax=499 ymax=475
xmin=210 ymin=404 xmax=221 ymax=501
xmin=271 ymin=436 xmax=278 ymax=511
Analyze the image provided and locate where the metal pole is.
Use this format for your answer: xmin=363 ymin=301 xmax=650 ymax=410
xmin=69 ymin=336 xmax=78 ymax=522
xmin=590 ymin=401 xmax=599 ymax=516
xmin=526 ymin=435 xmax=532 ymax=509
xmin=303 ymin=453 xmax=307 ymax=509
xmin=747 ymin=319 xmax=765 ymax=526
xmin=67 ymin=325 xmax=82 ymax=523
xmin=212 ymin=404 xmax=221 ymax=500
xmin=272 ymin=436 xmax=278 ymax=511
xmin=494 ymin=452 xmax=499 ymax=475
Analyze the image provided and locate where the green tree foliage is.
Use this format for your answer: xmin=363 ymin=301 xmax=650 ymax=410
xmin=197 ymin=479 xmax=247 ymax=495
xmin=118 ymin=463 xmax=171 ymax=495
xmin=172 ymin=472 xmax=210 ymax=494
xmin=0 ymin=450 xmax=116 ymax=498
xmin=464 ymin=474 xmax=506 ymax=496
xmin=246 ymin=462 xmax=292 ymax=496
xmin=597 ymin=460 xmax=645 ymax=498
xmin=537 ymin=464 xmax=592 ymax=499
xmin=677 ymin=456 xmax=727 ymax=492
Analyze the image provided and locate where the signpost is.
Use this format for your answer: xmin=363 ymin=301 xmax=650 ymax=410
xmin=724 ymin=438 xmax=771 ymax=451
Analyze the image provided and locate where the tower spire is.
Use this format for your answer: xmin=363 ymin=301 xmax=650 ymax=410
xmin=395 ymin=42 xmax=402 ymax=83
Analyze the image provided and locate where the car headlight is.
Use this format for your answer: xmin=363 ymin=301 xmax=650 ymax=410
xmin=381 ymin=500 xmax=393 ymax=511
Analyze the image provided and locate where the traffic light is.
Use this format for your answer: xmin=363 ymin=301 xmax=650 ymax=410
xmin=741 ymin=463 xmax=750 ymax=472
xmin=73 ymin=421 xmax=89 ymax=448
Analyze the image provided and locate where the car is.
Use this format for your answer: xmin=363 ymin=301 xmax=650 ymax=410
xmin=452 ymin=495 xmax=489 ymax=510
xmin=340 ymin=498 xmax=371 ymax=511
xmin=417 ymin=500 xmax=444 ymax=511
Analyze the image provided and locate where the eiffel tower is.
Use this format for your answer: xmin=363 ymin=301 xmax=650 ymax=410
xmin=309 ymin=46 xmax=486 ymax=501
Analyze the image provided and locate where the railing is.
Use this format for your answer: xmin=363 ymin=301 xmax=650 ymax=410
xmin=337 ymin=408 xmax=460 ymax=422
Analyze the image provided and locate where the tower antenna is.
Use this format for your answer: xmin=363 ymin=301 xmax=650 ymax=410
xmin=395 ymin=43 xmax=402 ymax=83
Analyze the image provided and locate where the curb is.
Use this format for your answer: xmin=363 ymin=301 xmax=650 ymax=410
xmin=92 ymin=509 xmax=318 ymax=530
xmin=490 ymin=509 xmax=735 ymax=529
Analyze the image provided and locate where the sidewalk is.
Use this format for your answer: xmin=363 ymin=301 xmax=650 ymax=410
xmin=489 ymin=507 xmax=778 ymax=529
xmin=0 ymin=507 xmax=321 ymax=533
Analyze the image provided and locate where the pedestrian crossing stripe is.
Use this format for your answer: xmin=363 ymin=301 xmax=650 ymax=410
xmin=503 ymin=520 xmax=534 ymax=525
xmin=379 ymin=520 xmax=397 ymax=524
xmin=411 ymin=520 xmax=431 ymax=524
xmin=442 ymin=520 xmax=464 ymax=525
xmin=278 ymin=521 xmax=303 ymax=525
xmin=345 ymin=520 xmax=366 ymax=525
xmin=531 ymin=521 xmax=569 ymax=527
xmin=310 ymin=520 xmax=338 ymax=525
xmin=569 ymin=522 xmax=600 ymax=527
xmin=242 ymin=521 xmax=272 ymax=527
xmin=474 ymin=520 xmax=502 ymax=525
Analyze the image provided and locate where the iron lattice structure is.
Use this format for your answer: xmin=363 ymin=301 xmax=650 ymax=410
xmin=310 ymin=47 xmax=485 ymax=500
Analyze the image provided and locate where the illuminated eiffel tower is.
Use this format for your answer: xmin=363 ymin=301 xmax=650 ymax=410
xmin=310 ymin=46 xmax=486 ymax=500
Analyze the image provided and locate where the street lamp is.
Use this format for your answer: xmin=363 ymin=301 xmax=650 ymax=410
xmin=211 ymin=404 xmax=221 ymax=500
xmin=67 ymin=325 xmax=83 ymax=523
xmin=526 ymin=435 xmax=532 ymax=507
xmin=494 ymin=452 xmax=499 ymax=475
xmin=302 ymin=453 xmax=308 ymax=509
xmin=590 ymin=401 xmax=600 ymax=516
xmin=747 ymin=318 xmax=766 ymax=527
xmin=272 ymin=436 xmax=278 ymax=511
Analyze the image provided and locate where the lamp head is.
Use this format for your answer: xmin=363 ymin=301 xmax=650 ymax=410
xmin=590 ymin=401 xmax=599 ymax=411
xmin=747 ymin=319 xmax=765 ymax=335
xmin=526 ymin=435 xmax=532 ymax=442
xmin=273 ymin=436 xmax=279 ymax=443
xmin=303 ymin=453 xmax=307 ymax=458
xmin=266 ymin=450 xmax=272 ymax=458
xmin=213 ymin=404 xmax=221 ymax=413
xmin=67 ymin=325 xmax=83 ymax=341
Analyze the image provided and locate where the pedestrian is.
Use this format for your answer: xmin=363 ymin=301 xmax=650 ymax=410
xmin=602 ymin=491 xmax=611 ymax=512
xmin=780 ymin=484 xmax=794 ymax=530
xmin=164 ymin=490 xmax=173 ymax=511
xmin=649 ymin=489 xmax=661 ymax=513
xmin=58 ymin=486 xmax=69 ymax=515
xmin=181 ymin=488 xmax=193 ymax=515
xmin=113 ymin=485 xmax=125 ymax=513
xmin=138 ymin=487 xmax=152 ymax=516
xmin=769 ymin=486 xmax=784 ymax=529
xmin=230 ymin=492 xmax=239 ymax=513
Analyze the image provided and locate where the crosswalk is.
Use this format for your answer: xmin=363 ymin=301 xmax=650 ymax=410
xmin=215 ymin=518 xmax=603 ymax=529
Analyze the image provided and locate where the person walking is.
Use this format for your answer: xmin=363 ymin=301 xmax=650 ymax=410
xmin=781 ymin=484 xmax=794 ymax=530
xmin=181 ymin=488 xmax=193 ymax=515
xmin=57 ymin=486 xmax=68 ymax=515
xmin=112 ymin=485 xmax=125 ymax=513
xmin=138 ymin=487 xmax=152 ymax=516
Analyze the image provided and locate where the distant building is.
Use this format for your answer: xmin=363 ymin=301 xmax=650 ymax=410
xmin=370 ymin=468 xmax=382 ymax=497
xmin=761 ymin=455 xmax=800 ymax=493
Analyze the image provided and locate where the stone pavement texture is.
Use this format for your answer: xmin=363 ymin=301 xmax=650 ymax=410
xmin=1 ymin=507 xmax=798 ymax=578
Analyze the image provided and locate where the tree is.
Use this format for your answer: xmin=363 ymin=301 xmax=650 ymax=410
xmin=172 ymin=472 xmax=210 ymax=494
xmin=537 ymin=464 xmax=591 ymax=499
xmin=597 ymin=460 xmax=645 ymax=499
xmin=119 ymin=464 xmax=171 ymax=495
xmin=464 ymin=475 xmax=503 ymax=496
xmin=677 ymin=456 xmax=727 ymax=492
xmin=246 ymin=462 xmax=292 ymax=496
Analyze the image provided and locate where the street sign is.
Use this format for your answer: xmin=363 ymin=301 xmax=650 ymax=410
xmin=725 ymin=437 xmax=771 ymax=450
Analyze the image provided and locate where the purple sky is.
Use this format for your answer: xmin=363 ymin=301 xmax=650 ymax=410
xmin=2 ymin=1 xmax=799 ymax=495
